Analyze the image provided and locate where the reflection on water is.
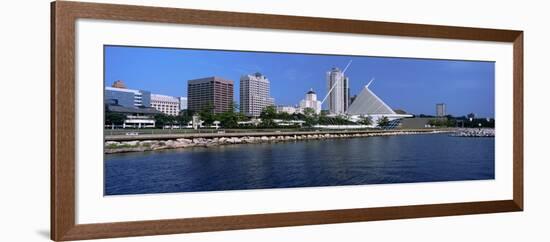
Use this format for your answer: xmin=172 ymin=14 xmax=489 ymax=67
xmin=105 ymin=133 xmax=494 ymax=195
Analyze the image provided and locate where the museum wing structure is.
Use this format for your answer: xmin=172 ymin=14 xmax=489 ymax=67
xmin=346 ymin=82 xmax=412 ymax=123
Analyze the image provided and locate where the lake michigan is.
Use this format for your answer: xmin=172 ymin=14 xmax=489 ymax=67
xmin=105 ymin=133 xmax=494 ymax=195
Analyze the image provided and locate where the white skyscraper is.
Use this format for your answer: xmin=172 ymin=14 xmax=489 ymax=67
xmin=299 ymin=88 xmax=322 ymax=114
xmin=326 ymin=67 xmax=350 ymax=114
xmin=240 ymin=72 xmax=275 ymax=117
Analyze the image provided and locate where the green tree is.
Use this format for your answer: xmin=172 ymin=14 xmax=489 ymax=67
xmin=302 ymin=107 xmax=315 ymax=117
xmin=258 ymin=106 xmax=277 ymax=128
xmin=317 ymin=115 xmax=330 ymax=125
xmin=154 ymin=114 xmax=168 ymax=128
xmin=428 ymin=119 xmax=449 ymax=127
xmin=175 ymin=112 xmax=192 ymax=127
xmin=334 ymin=115 xmax=346 ymax=125
xmin=260 ymin=106 xmax=277 ymax=119
xmin=217 ymin=111 xmax=238 ymax=128
xmin=358 ymin=115 xmax=372 ymax=125
xmin=427 ymin=119 xmax=438 ymax=127
xmin=301 ymin=107 xmax=318 ymax=127
xmin=276 ymin=111 xmax=292 ymax=120
xmin=198 ymin=103 xmax=215 ymax=125
xmin=105 ymin=112 xmax=125 ymax=127
xmin=377 ymin=116 xmax=390 ymax=128
xmin=212 ymin=102 xmax=248 ymax=128
xmin=445 ymin=118 xmax=456 ymax=127
xmin=154 ymin=113 xmax=176 ymax=128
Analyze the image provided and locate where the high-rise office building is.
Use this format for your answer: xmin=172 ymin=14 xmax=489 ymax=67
xmin=240 ymin=72 xmax=275 ymax=117
xmin=151 ymin=94 xmax=181 ymax=116
xmin=436 ymin=103 xmax=446 ymax=117
xmin=187 ymin=77 xmax=234 ymax=114
xmin=326 ymin=67 xmax=350 ymax=114
xmin=299 ymin=88 xmax=322 ymax=114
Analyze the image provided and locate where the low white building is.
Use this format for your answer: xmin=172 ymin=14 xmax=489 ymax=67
xmin=276 ymin=105 xmax=300 ymax=114
xmin=151 ymin=94 xmax=180 ymax=116
xmin=299 ymin=89 xmax=322 ymax=114
xmin=105 ymin=105 xmax=160 ymax=129
xmin=273 ymin=119 xmax=306 ymax=126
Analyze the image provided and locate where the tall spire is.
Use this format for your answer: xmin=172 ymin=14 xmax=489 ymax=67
xmin=366 ymin=78 xmax=375 ymax=88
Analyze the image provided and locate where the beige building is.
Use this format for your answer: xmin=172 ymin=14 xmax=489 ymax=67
xmin=151 ymin=94 xmax=181 ymax=116
xmin=240 ymin=72 xmax=275 ymax=117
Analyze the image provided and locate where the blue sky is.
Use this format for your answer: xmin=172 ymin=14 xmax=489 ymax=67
xmin=104 ymin=45 xmax=495 ymax=117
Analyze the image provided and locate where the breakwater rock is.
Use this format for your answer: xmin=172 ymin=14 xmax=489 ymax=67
xmin=105 ymin=130 xmax=449 ymax=154
xmin=451 ymin=128 xmax=495 ymax=137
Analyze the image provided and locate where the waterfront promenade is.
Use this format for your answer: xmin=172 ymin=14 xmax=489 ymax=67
xmin=105 ymin=128 xmax=448 ymax=141
xmin=104 ymin=128 xmax=453 ymax=154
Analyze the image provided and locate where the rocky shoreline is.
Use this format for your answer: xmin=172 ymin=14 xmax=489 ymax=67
xmin=450 ymin=128 xmax=495 ymax=137
xmin=105 ymin=130 xmax=450 ymax=154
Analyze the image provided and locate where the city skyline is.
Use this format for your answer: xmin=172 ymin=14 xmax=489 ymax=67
xmin=105 ymin=45 xmax=495 ymax=117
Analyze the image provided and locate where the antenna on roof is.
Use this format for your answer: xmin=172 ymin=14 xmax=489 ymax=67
xmin=342 ymin=60 xmax=353 ymax=75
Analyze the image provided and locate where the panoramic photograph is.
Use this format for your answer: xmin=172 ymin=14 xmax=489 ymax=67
xmin=103 ymin=45 xmax=495 ymax=196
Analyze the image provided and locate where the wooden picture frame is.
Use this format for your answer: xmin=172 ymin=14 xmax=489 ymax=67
xmin=51 ymin=1 xmax=523 ymax=241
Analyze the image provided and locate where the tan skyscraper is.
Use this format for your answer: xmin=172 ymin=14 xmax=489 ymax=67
xmin=187 ymin=77 xmax=234 ymax=114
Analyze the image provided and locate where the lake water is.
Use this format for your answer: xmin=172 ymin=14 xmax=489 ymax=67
xmin=104 ymin=133 xmax=494 ymax=195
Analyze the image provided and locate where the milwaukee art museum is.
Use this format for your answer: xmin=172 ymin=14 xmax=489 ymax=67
xmin=323 ymin=61 xmax=412 ymax=128
xmin=346 ymin=82 xmax=412 ymax=123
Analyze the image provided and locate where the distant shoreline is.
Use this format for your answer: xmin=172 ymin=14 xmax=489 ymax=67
xmin=104 ymin=129 xmax=456 ymax=154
